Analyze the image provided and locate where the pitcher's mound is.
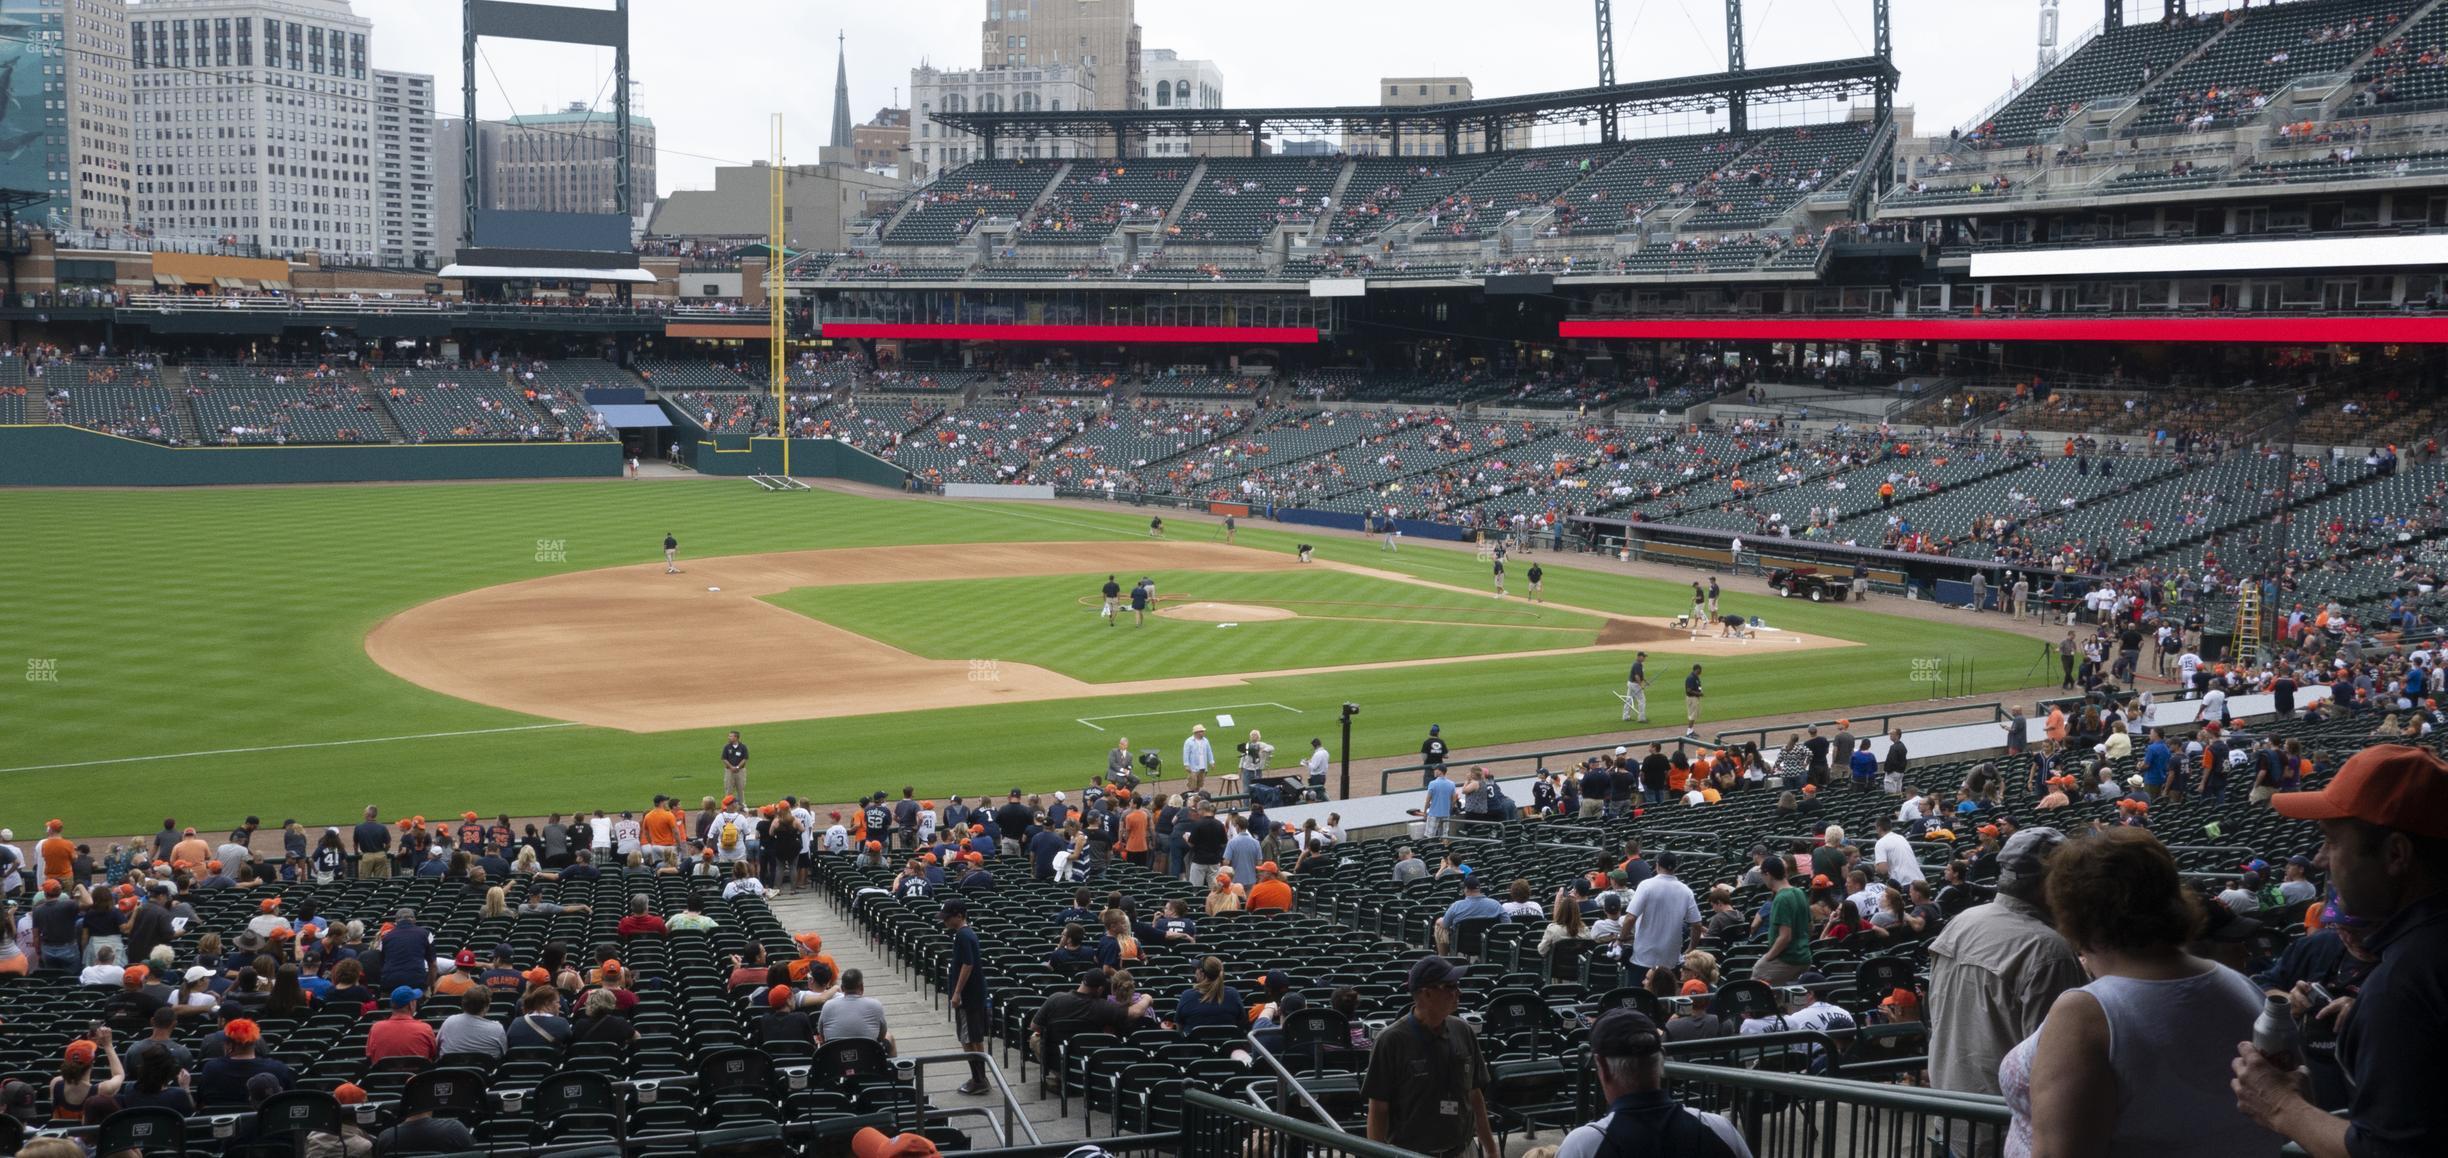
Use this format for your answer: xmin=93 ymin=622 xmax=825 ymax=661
xmin=1157 ymin=601 xmax=1297 ymax=623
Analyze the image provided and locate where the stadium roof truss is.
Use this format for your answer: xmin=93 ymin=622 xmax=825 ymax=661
xmin=929 ymin=57 xmax=1900 ymax=154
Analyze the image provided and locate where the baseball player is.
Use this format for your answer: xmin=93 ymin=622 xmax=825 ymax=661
xmin=1706 ymin=577 xmax=1721 ymax=616
xmin=663 ymin=532 xmax=680 ymax=574
xmin=1296 ymin=543 xmax=1313 ymax=563
xmin=1526 ymin=561 xmax=1543 ymax=602
xmin=1100 ymin=575 xmax=1121 ymax=625
xmin=1491 ymin=543 xmax=1507 ymax=598
xmin=1381 ymin=513 xmax=1398 ymax=552
xmin=1622 ymin=651 xmax=1649 ymax=723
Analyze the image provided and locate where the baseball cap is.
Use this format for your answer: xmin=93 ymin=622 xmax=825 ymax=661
xmin=1406 ymin=955 xmax=1465 ymax=992
xmin=1881 ymin=988 xmax=1920 ymax=1011
xmin=1257 ymin=860 xmax=1280 ymax=874
xmin=851 ymin=1126 xmax=942 ymax=1158
xmin=938 ymin=899 xmax=969 ymax=919
xmin=2274 ymin=744 xmax=2448 ymax=837
xmin=1588 ymin=1008 xmax=1665 ymax=1058
xmin=1259 ymin=970 xmax=1298 ymax=990
xmin=183 ymin=965 xmax=213 ymax=983
xmin=1679 ymin=978 xmax=1709 ymax=996
xmin=1078 ymin=970 xmax=1111 ymax=993
xmin=332 ymin=1083 xmax=368 ymax=1106
xmin=768 ymin=984 xmax=795 ymax=1009
xmin=454 ymin=949 xmax=478 ymax=969
xmin=494 ymin=943 xmax=516 ymax=961
xmin=389 ymin=986 xmax=422 ymax=1007
xmin=1795 ymin=970 xmax=1835 ymax=990
xmin=64 ymin=1040 xmax=98 ymax=1066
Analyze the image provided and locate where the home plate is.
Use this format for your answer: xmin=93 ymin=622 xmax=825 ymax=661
xmin=708 ymin=586 xmax=722 ymax=592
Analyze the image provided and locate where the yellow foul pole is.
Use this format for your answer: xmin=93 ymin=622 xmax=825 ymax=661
xmin=770 ymin=113 xmax=789 ymax=477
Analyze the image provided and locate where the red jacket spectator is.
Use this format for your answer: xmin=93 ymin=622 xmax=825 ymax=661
xmin=616 ymin=913 xmax=667 ymax=937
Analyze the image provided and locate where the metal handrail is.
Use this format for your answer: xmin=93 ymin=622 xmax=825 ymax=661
xmin=1709 ymin=701 xmax=2006 ymax=752
xmin=1182 ymin=1087 xmax=1420 ymax=1158
xmin=900 ymin=1048 xmax=1041 ymax=1147
xmin=1375 ymin=737 xmax=1728 ymax=797
xmin=1241 ymin=1028 xmax=1348 ymax=1130
xmin=1661 ymin=1059 xmax=2010 ymax=1122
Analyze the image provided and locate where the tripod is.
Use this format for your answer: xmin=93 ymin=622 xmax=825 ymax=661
xmin=2023 ymin=637 xmax=2055 ymax=686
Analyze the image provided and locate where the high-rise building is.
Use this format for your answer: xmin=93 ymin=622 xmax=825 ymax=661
xmin=128 ymin=0 xmax=375 ymax=260
xmin=1139 ymin=48 xmax=1224 ymax=158
xmin=0 ymin=0 xmax=134 ymax=232
xmin=485 ymin=103 xmax=655 ymax=217
xmin=372 ymin=68 xmax=434 ymax=267
xmin=980 ymin=0 xmax=1140 ymax=113
xmin=908 ymin=62 xmax=1092 ymax=182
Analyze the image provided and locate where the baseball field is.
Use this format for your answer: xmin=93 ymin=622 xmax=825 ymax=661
xmin=3 ymin=481 xmax=2040 ymax=832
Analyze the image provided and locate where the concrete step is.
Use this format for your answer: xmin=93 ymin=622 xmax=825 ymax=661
xmin=761 ymin=887 xmax=1095 ymax=1148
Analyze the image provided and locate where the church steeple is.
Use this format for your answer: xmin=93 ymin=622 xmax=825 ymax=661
xmin=829 ymin=31 xmax=854 ymax=150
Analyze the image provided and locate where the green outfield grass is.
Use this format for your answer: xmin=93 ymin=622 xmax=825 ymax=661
xmin=1 ymin=482 xmax=2042 ymax=833
xmin=764 ymin=570 xmax=1613 ymax=682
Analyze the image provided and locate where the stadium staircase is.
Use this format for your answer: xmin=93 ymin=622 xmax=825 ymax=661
xmin=758 ymin=889 xmax=1092 ymax=1149
xmin=1018 ymin=161 xmax=1075 ymax=226
xmin=1155 ymin=159 xmax=1210 ymax=239
xmin=1304 ymin=159 xmax=1362 ymax=248
xmin=363 ymin=386 xmax=408 ymax=441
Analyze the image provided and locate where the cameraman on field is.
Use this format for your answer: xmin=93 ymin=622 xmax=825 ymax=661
xmin=1238 ymin=730 xmax=1277 ymax=801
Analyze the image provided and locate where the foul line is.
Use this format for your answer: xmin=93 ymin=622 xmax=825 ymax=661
xmin=0 ymin=723 xmax=586 ymax=773
xmin=1076 ymin=701 xmax=1304 ymax=733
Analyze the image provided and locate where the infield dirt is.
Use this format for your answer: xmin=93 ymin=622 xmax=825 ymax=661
xmin=365 ymin=541 xmax=1852 ymax=732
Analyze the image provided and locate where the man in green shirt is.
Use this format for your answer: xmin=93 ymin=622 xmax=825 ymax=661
xmin=1753 ymin=854 xmax=1814 ymax=984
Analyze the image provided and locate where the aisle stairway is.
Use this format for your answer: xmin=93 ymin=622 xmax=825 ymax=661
xmin=760 ymin=888 xmax=1095 ymax=1149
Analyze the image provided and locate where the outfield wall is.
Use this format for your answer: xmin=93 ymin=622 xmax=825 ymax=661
xmin=0 ymin=425 xmax=624 ymax=486
xmin=1272 ymin=507 xmax=1476 ymax=542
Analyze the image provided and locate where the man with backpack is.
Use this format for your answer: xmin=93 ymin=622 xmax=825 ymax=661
xmin=710 ymin=800 xmax=753 ymax=866
xmin=1556 ymin=1008 xmax=1750 ymax=1158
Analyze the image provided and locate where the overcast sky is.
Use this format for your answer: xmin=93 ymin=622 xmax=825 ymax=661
xmin=348 ymin=0 xmax=2161 ymax=195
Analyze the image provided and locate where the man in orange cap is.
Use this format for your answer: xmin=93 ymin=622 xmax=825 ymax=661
xmin=36 ymin=820 xmax=73 ymax=888
xmin=786 ymin=931 xmax=839 ymax=984
xmin=2235 ymin=745 xmax=2448 ymax=1158
xmin=1246 ymin=861 xmax=1293 ymax=911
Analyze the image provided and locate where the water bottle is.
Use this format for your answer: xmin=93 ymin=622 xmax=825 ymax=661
xmin=2252 ymin=994 xmax=2302 ymax=1070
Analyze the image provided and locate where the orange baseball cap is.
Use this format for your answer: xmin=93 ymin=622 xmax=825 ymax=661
xmin=2274 ymin=744 xmax=2448 ymax=838
xmin=333 ymin=1083 xmax=368 ymax=1106
xmin=866 ymin=840 xmax=883 ymax=852
xmin=1811 ymin=874 xmax=1832 ymax=889
xmin=852 ymin=1127 xmax=941 ymax=1158
xmin=1257 ymin=861 xmax=1280 ymax=874
xmin=1977 ymin=824 xmax=2000 ymax=837
xmin=223 ymin=1019 xmax=261 ymax=1046
xmin=260 ymin=898 xmax=282 ymax=912
xmin=1881 ymin=988 xmax=1919 ymax=1010
xmin=64 ymin=1040 xmax=97 ymax=1066
xmin=794 ymin=931 xmax=824 ymax=954
xmin=768 ymin=984 xmax=795 ymax=1009
xmin=722 ymin=796 xmax=737 ymax=807
xmin=523 ymin=967 xmax=550 ymax=986
xmin=1680 ymin=978 xmax=1708 ymax=996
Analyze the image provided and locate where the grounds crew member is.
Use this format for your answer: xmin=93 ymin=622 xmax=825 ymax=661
xmin=1419 ymin=725 xmax=1449 ymax=788
xmin=1623 ymin=651 xmax=1649 ymax=723
xmin=720 ymin=731 xmax=749 ymax=804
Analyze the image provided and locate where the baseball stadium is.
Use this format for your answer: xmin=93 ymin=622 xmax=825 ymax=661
xmin=1 ymin=0 xmax=2443 ymax=1156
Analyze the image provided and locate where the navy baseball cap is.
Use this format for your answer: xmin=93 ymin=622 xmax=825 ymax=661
xmin=1590 ymin=1008 xmax=1665 ymax=1058
xmin=1406 ymin=955 xmax=1464 ymax=992
xmin=938 ymin=900 xmax=969 ymax=919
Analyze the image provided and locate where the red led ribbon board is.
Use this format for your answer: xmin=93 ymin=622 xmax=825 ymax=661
xmin=821 ymin=323 xmax=1321 ymax=344
xmin=1558 ymin=317 xmax=2448 ymax=344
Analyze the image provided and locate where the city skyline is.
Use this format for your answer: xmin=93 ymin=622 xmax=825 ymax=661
xmin=340 ymin=0 xmax=2107 ymax=195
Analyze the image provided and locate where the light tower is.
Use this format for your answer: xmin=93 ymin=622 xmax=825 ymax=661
xmin=2038 ymin=0 xmax=2062 ymax=72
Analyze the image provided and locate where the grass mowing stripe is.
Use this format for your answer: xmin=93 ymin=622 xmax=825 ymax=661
xmin=0 ymin=723 xmax=585 ymax=773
